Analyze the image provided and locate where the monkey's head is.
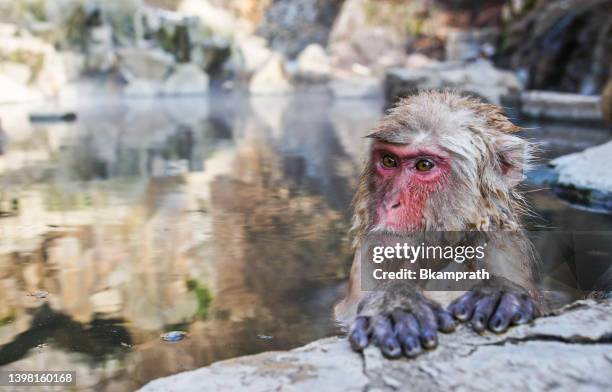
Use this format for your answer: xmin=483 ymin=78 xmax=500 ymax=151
xmin=353 ymin=91 xmax=533 ymax=239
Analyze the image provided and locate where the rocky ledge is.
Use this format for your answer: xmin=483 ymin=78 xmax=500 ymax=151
xmin=139 ymin=300 xmax=612 ymax=392
xmin=551 ymin=141 xmax=612 ymax=211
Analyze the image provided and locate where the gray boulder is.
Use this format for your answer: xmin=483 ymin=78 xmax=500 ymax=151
xmin=162 ymin=63 xmax=209 ymax=96
xmin=117 ymin=47 xmax=175 ymax=82
xmin=385 ymin=60 xmax=522 ymax=105
xmin=552 ymin=140 xmax=612 ymax=193
xmin=139 ymin=300 xmax=612 ymax=392
xmin=295 ymin=43 xmax=332 ymax=82
xmin=249 ymin=53 xmax=292 ymax=95
xmin=521 ymin=91 xmax=604 ymax=122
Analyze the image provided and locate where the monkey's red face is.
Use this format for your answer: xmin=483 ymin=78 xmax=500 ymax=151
xmin=370 ymin=141 xmax=450 ymax=231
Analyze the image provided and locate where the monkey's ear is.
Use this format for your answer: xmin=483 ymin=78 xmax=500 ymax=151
xmin=494 ymin=133 xmax=530 ymax=187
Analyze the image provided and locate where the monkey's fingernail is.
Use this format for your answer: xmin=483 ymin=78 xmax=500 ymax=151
xmin=489 ymin=315 xmax=508 ymax=333
xmin=454 ymin=305 xmax=469 ymax=320
xmin=349 ymin=332 xmax=368 ymax=351
xmin=438 ymin=313 xmax=456 ymax=332
xmin=382 ymin=337 xmax=401 ymax=358
xmin=420 ymin=331 xmax=437 ymax=349
xmin=470 ymin=314 xmax=486 ymax=332
xmin=402 ymin=336 xmax=422 ymax=357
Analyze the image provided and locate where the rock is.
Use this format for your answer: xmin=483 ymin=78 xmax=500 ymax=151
xmin=178 ymin=0 xmax=239 ymax=38
xmin=445 ymin=28 xmax=499 ymax=61
xmin=86 ymin=25 xmax=116 ymax=72
xmin=328 ymin=0 xmax=412 ymax=75
xmin=236 ymin=36 xmax=273 ymax=74
xmin=0 ymin=62 xmax=32 ymax=85
xmin=499 ymin=0 xmax=612 ymax=94
xmin=0 ymin=75 xmax=42 ymax=104
xmin=139 ymin=300 xmax=612 ymax=392
xmin=0 ymin=22 xmax=17 ymax=37
xmin=385 ymin=59 xmax=522 ymax=105
xmin=295 ymin=44 xmax=332 ymax=82
xmin=59 ymin=51 xmax=86 ymax=81
xmin=403 ymin=53 xmax=437 ymax=69
xmin=257 ymin=0 xmax=344 ymax=58
xmin=330 ymin=76 xmax=382 ymax=99
xmin=162 ymin=63 xmax=209 ymax=96
xmin=117 ymin=47 xmax=175 ymax=82
xmin=0 ymin=28 xmax=68 ymax=98
xmin=520 ymin=91 xmax=603 ymax=122
xmin=601 ymin=79 xmax=612 ymax=123
xmin=550 ymin=141 xmax=612 ymax=210
xmin=249 ymin=53 xmax=292 ymax=95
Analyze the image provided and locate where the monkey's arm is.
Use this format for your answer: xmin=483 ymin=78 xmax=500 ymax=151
xmin=336 ymin=250 xmax=455 ymax=358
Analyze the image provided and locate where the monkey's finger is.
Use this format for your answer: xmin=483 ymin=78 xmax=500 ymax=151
xmin=489 ymin=293 xmax=521 ymax=333
xmin=371 ymin=316 xmax=402 ymax=358
xmin=414 ymin=304 xmax=438 ymax=349
xmin=424 ymin=298 xmax=456 ymax=333
xmin=448 ymin=291 xmax=477 ymax=322
xmin=435 ymin=308 xmax=456 ymax=333
xmin=511 ymin=296 xmax=533 ymax=325
xmin=470 ymin=293 xmax=500 ymax=333
xmin=392 ymin=311 xmax=422 ymax=357
xmin=349 ymin=316 xmax=370 ymax=351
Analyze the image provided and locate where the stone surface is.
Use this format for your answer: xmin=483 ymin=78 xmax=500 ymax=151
xmin=140 ymin=300 xmax=612 ymax=392
xmin=521 ymin=91 xmax=603 ymax=122
xmin=236 ymin=36 xmax=273 ymax=74
xmin=328 ymin=0 xmax=407 ymax=76
xmin=117 ymin=47 xmax=175 ymax=82
xmin=249 ymin=53 xmax=292 ymax=95
xmin=551 ymin=141 xmax=612 ymax=194
xmin=0 ymin=75 xmax=43 ymax=103
xmin=87 ymin=24 xmax=116 ymax=72
xmin=295 ymin=43 xmax=332 ymax=82
xmin=178 ymin=0 xmax=239 ymax=38
xmin=257 ymin=0 xmax=344 ymax=58
xmin=162 ymin=63 xmax=209 ymax=96
xmin=0 ymin=27 xmax=68 ymax=98
xmin=385 ymin=60 xmax=522 ymax=105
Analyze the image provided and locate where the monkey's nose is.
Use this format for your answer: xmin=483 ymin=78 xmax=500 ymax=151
xmin=384 ymin=198 xmax=402 ymax=211
xmin=384 ymin=193 xmax=402 ymax=211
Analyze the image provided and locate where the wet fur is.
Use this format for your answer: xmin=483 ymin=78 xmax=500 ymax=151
xmin=336 ymin=91 xmax=539 ymax=327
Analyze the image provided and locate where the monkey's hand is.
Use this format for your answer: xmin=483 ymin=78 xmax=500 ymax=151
xmin=448 ymin=277 xmax=541 ymax=333
xmin=348 ymin=283 xmax=455 ymax=358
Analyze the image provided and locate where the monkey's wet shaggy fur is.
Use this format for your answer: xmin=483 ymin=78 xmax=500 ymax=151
xmin=351 ymin=91 xmax=534 ymax=241
xmin=336 ymin=91 xmax=542 ymax=358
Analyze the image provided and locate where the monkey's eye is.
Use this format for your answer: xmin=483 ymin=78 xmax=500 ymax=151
xmin=381 ymin=155 xmax=398 ymax=168
xmin=415 ymin=159 xmax=435 ymax=172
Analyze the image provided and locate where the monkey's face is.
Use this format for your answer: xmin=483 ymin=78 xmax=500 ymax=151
xmin=370 ymin=140 xmax=452 ymax=231
xmin=360 ymin=92 xmax=530 ymax=234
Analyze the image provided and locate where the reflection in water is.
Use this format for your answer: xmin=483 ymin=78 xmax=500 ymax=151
xmin=0 ymin=94 xmax=610 ymax=390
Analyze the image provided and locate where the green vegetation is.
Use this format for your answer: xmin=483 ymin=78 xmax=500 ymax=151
xmin=0 ymin=311 xmax=16 ymax=326
xmin=187 ymin=279 xmax=212 ymax=319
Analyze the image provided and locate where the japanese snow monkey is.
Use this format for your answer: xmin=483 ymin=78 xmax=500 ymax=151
xmin=336 ymin=91 xmax=542 ymax=358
